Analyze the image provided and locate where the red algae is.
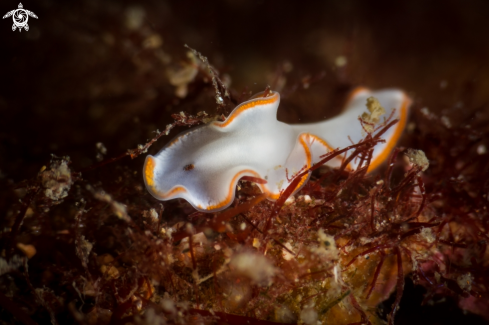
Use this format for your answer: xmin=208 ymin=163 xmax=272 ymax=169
xmin=2 ymin=80 xmax=488 ymax=324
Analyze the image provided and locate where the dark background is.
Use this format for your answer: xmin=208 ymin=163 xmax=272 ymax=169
xmin=1 ymin=0 xmax=488 ymax=324
xmin=1 ymin=0 xmax=488 ymax=181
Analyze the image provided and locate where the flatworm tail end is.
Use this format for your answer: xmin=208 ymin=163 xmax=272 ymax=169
xmin=367 ymin=90 xmax=412 ymax=172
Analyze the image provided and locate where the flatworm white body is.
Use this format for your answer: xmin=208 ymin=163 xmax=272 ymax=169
xmin=143 ymin=87 xmax=411 ymax=212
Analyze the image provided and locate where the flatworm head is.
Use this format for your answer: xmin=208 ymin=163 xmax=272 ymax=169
xmin=143 ymin=91 xmax=296 ymax=212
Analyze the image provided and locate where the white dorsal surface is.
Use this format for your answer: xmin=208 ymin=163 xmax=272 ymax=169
xmin=143 ymin=88 xmax=411 ymax=212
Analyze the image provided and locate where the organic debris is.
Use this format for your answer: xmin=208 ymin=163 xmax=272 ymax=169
xmin=361 ymin=96 xmax=386 ymax=133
